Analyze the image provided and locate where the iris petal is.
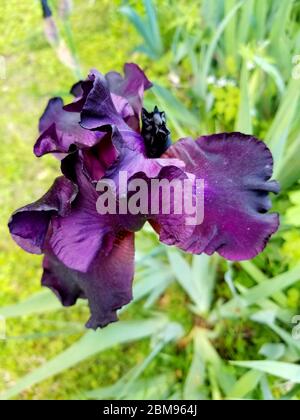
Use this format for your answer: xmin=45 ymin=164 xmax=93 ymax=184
xmin=65 ymin=63 xmax=151 ymax=132
xmin=35 ymin=97 xmax=101 ymax=157
xmin=80 ymin=70 xmax=129 ymax=132
xmin=42 ymin=232 xmax=135 ymax=329
xmin=163 ymin=133 xmax=280 ymax=260
xmin=8 ymin=177 xmax=78 ymax=254
xmin=49 ymin=162 xmax=117 ymax=272
xmin=106 ymin=63 xmax=152 ymax=130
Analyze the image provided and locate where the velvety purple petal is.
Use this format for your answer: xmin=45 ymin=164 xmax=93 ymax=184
xmin=101 ymin=126 xmax=185 ymax=183
xmin=42 ymin=252 xmax=85 ymax=306
xmin=42 ymin=232 xmax=135 ymax=328
xmin=70 ymin=80 xmax=84 ymax=98
xmin=76 ymin=130 xmax=120 ymax=182
xmin=67 ymin=64 xmax=151 ymax=132
xmin=106 ymin=63 xmax=152 ymax=112
xmin=80 ymin=70 xmax=151 ymax=139
xmin=67 ymin=77 xmax=135 ymax=125
xmin=35 ymin=97 xmax=100 ymax=157
xmin=58 ymin=125 xmax=189 ymax=260
xmin=49 ymin=161 xmax=119 ymax=272
xmin=8 ymin=177 xmax=78 ymax=254
xmin=80 ymin=70 xmax=129 ymax=132
xmin=106 ymin=63 xmax=152 ymax=129
xmin=64 ymin=79 xmax=94 ymax=113
xmin=164 ymin=132 xmax=280 ymax=260
xmin=128 ymin=165 xmax=195 ymax=249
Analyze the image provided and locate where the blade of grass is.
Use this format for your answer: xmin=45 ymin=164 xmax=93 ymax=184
xmin=253 ymin=55 xmax=285 ymax=95
xmin=254 ymin=0 xmax=268 ymax=40
xmin=191 ymin=254 xmax=218 ymax=314
xmin=152 ymin=84 xmax=199 ymax=131
xmin=237 ymin=0 xmax=254 ymax=46
xmin=117 ymin=322 xmax=183 ymax=399
xmin=0 ymin=290 xmax=63 ymax=318
xmin=235 ymin=59 xmax=252 ymax=133
xmin=226 ymin=370 xmax=263 ymax=399
xmin=201 ymin=0 xmax=244 ymax=97
xmin=231 ymin=360 xmax=300 ymax=383
xmin=240 ymin=261 xmax=288 ymax=307
xmin=277 ymin=134 xmax=300 ymax=190
xmin=183 ymin=329 xmax=206 ymax=400
xmin=240 ymin=264 xmax=300 ymax=305
xmin=216 ymin=265 xmax=300 ymax=322
xmin=224 ymin=0 xmax=238 ymax=60
xmin=144 ymin=0 xmax=163 ymax=55
xmin=266 ymin=78 xmax=300 ymax=174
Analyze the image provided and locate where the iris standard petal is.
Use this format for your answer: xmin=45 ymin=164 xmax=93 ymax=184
xmin=80 ymin=69 xmax=131 ymax=132
xmin=34 ymin=97 xmax=101 ymax=157
xmin=106 ymin=63 xmax=152 ymax=130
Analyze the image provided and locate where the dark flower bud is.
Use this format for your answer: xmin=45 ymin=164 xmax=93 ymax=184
xmin=141 ymin=106 xmax=171 ymax=158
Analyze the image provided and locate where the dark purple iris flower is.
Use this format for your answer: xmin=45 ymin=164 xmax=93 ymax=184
xmin=8 ymin=63 xmax=280 ymax=329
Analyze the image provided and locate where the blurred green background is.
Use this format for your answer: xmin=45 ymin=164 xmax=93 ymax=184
xmin=1 ymin=0 xmax=300 ymax=400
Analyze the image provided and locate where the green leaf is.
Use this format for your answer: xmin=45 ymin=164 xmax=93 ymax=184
xmin=191 ymin=254 xmax=218 ymax=314
xmin=0 ymin=290 xmax=63 ymax=318
xmin=269 ymin=0 xmax=294 ymax=52
xmin=202 ymin=0 xmax=223 ymax=29
xmin=269 ymin=0 xmax=294 ymax=77
xmin=254 ymin=0 xmax=268 ymax=40
xmin=167 ymin=249 xmax=194 ymax=298
xmin=281 ymin=384 xmax=300 ymax=400
xmin=226 ymin=370 xmax=263 ymax=399
xmin=241 ymin=265 xmax=300 ymax=305
xmin=183 ymin=330 xmax=206 ymax=400
xmin=131 ymin=268 xmax=173 ymax=306
xmin=253 ymin=55 xmax=285 ymax=95
xmin=260 ymin=375 xmax=274 ymax=400
xmin=152 ymin=84 xmax=199 ymax=131
xmin=237 ymin=0 xmax=254 ymax=47
xmin=267 ymin=78 xmax=300 ymax=175
xmin=278 ymin=136 xmax=300 ymax=189
xmin=120 ymin=1 xmax=163 ymax=59
xmin=120 ymin=6 xmax=157 ymax=59
xmin=201 ymin=0 xmax=244 ymax=96
xmin=216 ymin=265 xmax=300 ymax=323
xmin=117 ymin=322 xmax=183 ymax=399
xmin=167 ymin=249 xmax=217 ymax=314
xmin=235 ymin=60 xmax=252 ymax=133
xmin=231 ymin=361 xmax=300 ymax=383
xmin=259 ymin=343 xmax=286 ymax=360
xmin=144 ymin=0 xmax=163 ymax=55
xmin=240 ymin=261 xmax=288 ymax=307
xmin=83 ymin=374 xmax=175 ymax=400
xmin=268 ymin=323 xmax=300 ymax=354
xmin=224 ymin=0 xmax=238 ymax=59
